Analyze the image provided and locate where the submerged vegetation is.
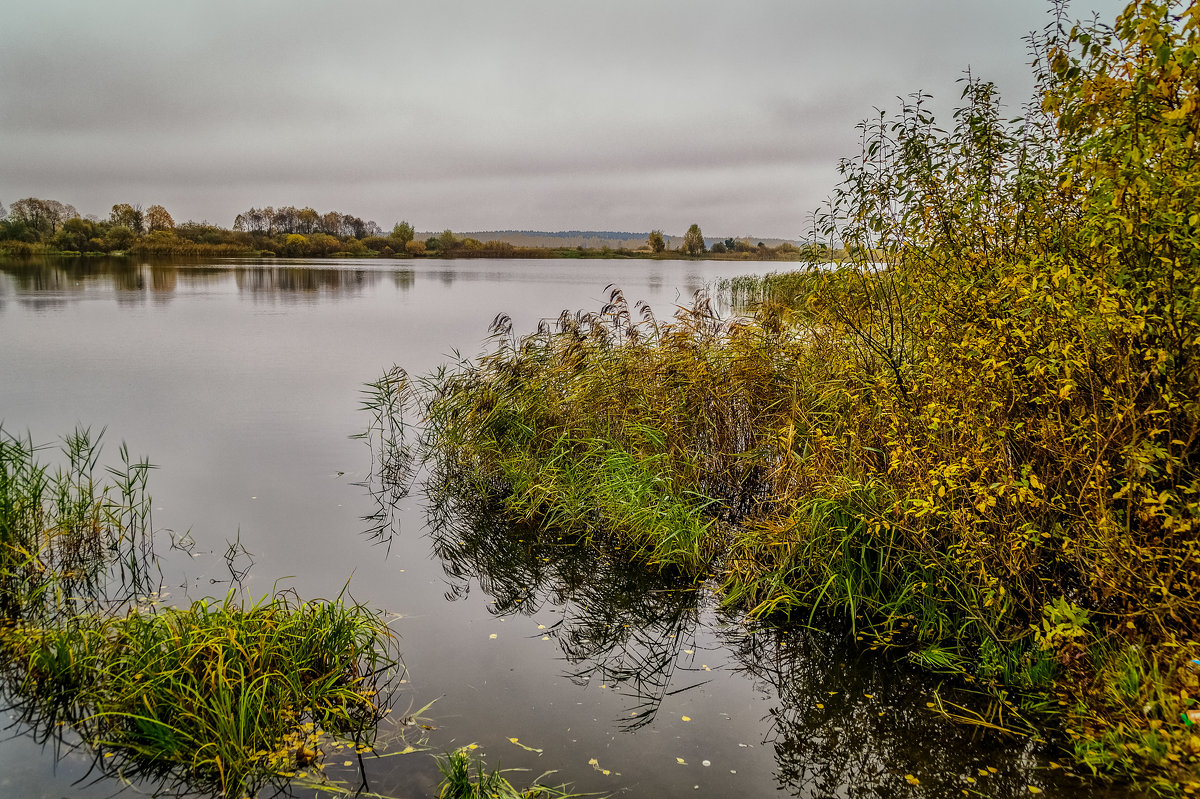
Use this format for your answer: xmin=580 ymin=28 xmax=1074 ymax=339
xmin=410 ymin=1 xmax=1200 ymax=789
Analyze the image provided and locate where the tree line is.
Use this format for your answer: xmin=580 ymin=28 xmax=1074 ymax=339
xmin=0 ymin=198 xmax=805 ymax=261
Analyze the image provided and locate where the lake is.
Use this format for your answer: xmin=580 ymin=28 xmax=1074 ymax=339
xmin=0 ymin=257 xmax=1127 ymax=798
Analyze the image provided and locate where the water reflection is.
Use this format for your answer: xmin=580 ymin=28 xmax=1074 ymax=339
xmin=414 ymin=472 xmax=1130 ymax=799
xmin=353 ymin=366 xmax=418 ymax=553
xmin=725 ymin=626 xmax=1134 ymax=798
xmin=234 ymin=265 xmax=381 ymax=299
xmin=0 ymin=258 xmax=408 ymax=308
xmin=426 ymin=478 xmax=704 ymax=731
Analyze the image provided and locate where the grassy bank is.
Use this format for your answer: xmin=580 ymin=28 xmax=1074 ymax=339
xmin=415 ymin=2 xmax=1199 ymax=790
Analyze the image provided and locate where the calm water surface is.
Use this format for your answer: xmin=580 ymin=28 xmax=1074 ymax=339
xmin=0 ymin=257 xmax=1128 ymax=798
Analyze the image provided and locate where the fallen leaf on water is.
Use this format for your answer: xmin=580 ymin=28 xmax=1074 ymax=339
xmin=587 ymin=757 xmax=616 ymax=775
xmin=905 ymin=774 xmax=920 ymax=786
xmin=508 ymin=737 xmax=543 ymax=754
xmin=489 ymin=633 xmax=497 ymax=639
xmin=676 ymin=757 xmax=687 ymax=765
xmin=681 ymin=715 xmax=691 ymax=722
xmin=343 ymin=760 xmax=352 ymax=766
xmin=1028 ymin=787 xmax=1042 ymax=795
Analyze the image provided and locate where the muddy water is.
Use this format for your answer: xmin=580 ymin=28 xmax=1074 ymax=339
xmin=0 ymin=257 xmax=1127 ymax=798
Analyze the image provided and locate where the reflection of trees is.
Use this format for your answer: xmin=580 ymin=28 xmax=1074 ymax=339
xmin=234 ymin=266 xmax=381 ymax=298
xmin=723 ymin=625 xmax=1110 ymax=798
xmin=0 ymin=260 xmax=397 ymax=306
xmin=425 ymin=475 xmax=703 ymax=730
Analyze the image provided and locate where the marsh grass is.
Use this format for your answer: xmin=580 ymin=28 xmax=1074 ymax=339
xmin=0 ymin=427 xmax=405 ymax=797
xmin=2 ymin=590 xmax=400 ymax=796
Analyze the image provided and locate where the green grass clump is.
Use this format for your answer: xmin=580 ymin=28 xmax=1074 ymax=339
xmin=2 ymin=591 xmax=396 ymax=797
xmin=437 ymin=748 xmax=584 ymax=799
xmin=0 ymin=427 xmax=402 ymax=797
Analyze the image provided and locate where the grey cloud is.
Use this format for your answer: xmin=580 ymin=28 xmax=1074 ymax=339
xmin=1 ymin=0 xmax=1130 ymax=237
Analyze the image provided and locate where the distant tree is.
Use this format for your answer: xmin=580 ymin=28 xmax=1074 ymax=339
xmin=12 ymin=197 xmax=77 ymax=238
xmin=342 ymin=214 xmax=368 ymax=239
xmin=307 ymin=233 xmax=341 ymax=255
xmin=319 ymin=211 xmax=342 ymax=237
xmin=104 ymin=225 xmax=136 ymax=251
xmin=723 ymin=238 xmax=736 ymax=250
xmin=110 ymin=203 xmax=145 ymax=234
xmin=682 ymin=224 xmax=705 ymax=255
xmin=710 ymin=241 xmax=727 ymax=254
xmin=53 ymin=216 xmax=97 ymax=251
xmin=438 ymin=229 xmax=458 ymax=252
xmin=296 ymin=207 xmax=319 ymax=234
xmin=391 ymin=221 xmax=415 ymax=244
xmin=648 ymin=230 xmax=666 ymax=253
xmin=404 ymin=239 xmax=426 ymax=255
xmin=145 ymin=204 xmax=175 ymax=232
xmin=281 ymin=234 xmax=310 ymax=256
xmin=272 ymin=206 xmax=299 ymax=234
xmin=425 ymin=236 xmax=441 ymax=251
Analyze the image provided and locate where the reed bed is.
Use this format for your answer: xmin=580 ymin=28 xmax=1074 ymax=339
xmin=414 ymin=3 xmax=1200 ymax=788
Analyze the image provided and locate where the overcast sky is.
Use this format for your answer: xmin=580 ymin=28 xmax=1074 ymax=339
xmin=1 ymin=1 xmax=1126 ymax=239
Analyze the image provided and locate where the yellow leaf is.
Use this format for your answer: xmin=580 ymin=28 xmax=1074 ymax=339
xmin=905 ymin=774 xmax=921 ymax=785
xmin=681 ymin=715 xmax=691 ymax=722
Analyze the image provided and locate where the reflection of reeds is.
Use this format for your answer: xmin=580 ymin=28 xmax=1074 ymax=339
xmin=724 ymin=624 xmax=1086 ymax=798
xmin=353 ymin=365 xmax=418 ymax=552
xmin=426 ymin=473 xmax=704 ymax=731
xmin=0 ymin=426 xmax=158 ymax=625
